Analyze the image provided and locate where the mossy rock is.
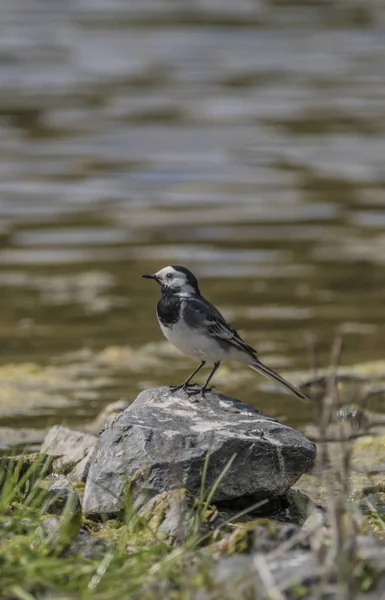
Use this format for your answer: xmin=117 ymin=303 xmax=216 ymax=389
xmin=356 ymin=486 xmax=385 ymax=537
xmin=139 ymin=489 xmax=193 ymax=543
xmin=215 ymin=518 xmax=304 ymax=556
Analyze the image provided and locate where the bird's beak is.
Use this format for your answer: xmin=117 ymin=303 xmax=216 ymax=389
xmin=141 ymin=273 xmax=158 ymax=281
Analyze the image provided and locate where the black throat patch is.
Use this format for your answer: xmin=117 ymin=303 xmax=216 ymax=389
xmin=157 ymin=290 xmax=181 ymax=327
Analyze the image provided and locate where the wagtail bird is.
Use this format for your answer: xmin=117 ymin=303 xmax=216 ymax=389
xmin=141 ymin=265 xmax=306 ymax=400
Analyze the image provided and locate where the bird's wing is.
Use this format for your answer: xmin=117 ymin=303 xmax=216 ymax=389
xmin=184 ymin=296 xmax=257 ymax=358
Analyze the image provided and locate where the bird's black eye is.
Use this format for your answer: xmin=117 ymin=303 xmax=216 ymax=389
xmin=166 ymin=272 xmax=173 ymax=279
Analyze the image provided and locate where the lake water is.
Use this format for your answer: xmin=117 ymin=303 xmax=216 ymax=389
xmin=1 ymin=0 xmax=385 ymax=440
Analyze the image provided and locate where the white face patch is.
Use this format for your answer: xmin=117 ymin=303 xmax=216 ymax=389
xmin=155 ymin=266 xmax=196 ymax=295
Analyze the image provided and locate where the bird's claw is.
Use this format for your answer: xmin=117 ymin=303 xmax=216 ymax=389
xmin=185 ymin=385 xmax=214 ymax=398
xmin=185 ymin=387 xmax=201 ymax=395
xmin=169 ymin=384 xmax=183 ymax=393
xmin=169 ymin=383 xmax=199 ymax=393
xmin=170 ymin=383 xmax=214 ymax=398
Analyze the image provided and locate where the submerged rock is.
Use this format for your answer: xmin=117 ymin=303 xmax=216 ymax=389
xmin=82 ymin=387 xmax=316 ymax=514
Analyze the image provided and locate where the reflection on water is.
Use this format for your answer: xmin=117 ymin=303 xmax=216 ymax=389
xmin=0 ymin=0 xmax=385 ymax=435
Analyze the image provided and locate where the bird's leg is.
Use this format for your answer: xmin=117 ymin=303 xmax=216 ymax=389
xmin=169 ymin=360 xmax=206 ymax=393
xmin=186 ymin=362 xmax=220 ymax=398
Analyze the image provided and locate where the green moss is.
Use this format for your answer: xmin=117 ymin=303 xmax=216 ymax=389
xmin=358 ymin=491 xmax=385 ymax=536
xmin=125 ymin=466 xmax=151 ymax=499
xmin=292 ymin=584 xmax=311 ymax=599
xmin=226 ymin=526 xmax=254 ymax=554
xmin=141 ymin=490 xmax=175 ymax=531
xmin=355 ymin=561 xmax=383 ymax=593
xmin=72 ymin=480 xmax=85 ymax=500
xmin=216 ymin=519 xmax=277 ymax=556
xmin=86 ymin=520 xmax=126 ymax=544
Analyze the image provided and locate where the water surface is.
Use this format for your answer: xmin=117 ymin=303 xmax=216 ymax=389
xmin=1 ymin=0 xmax=385 ymax=438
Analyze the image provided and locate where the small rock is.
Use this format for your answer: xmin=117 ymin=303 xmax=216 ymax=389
xmin=213 ymin=534 xmax=385 ymax=598
xmin=65 ymin=529 xmax=108 ymax=559
xmin=140 ymin=489 xmax=193 ymax=543
xmin=41 ymin=516 xmax=62 ymax=536
xmin=41 ymin=426 xmax=97 ymax=482
xmin=216 ymin=519 xmax=308 ymax=556
xmin=40 ymin=475 xmax=81 ymax=514
xmin=41 ymin=499 xmax=82 ymax=554
xmin=357 ymin=487 xmax=385 ymax=534
xmin=213 ymin=551 xmax=320 ymax=597
xmin=267 ymin=549 xmax=321 ymax=590
xmin=83 ymin=387 xmax=316 ymax=514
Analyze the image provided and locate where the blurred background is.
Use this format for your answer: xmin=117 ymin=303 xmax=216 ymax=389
xmin=1 ymin=0 xmax=385 ymax=443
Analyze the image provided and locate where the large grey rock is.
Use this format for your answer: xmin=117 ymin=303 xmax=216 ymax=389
xmin=82 ymin=387 xmax=316 ymax=514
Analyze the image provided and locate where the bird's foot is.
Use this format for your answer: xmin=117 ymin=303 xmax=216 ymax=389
xmin=169 ymin=383 xmax=199 ymax=394
xmin=169 ymin=384 xmax=183 ymax=393
xmin=185 ymin=385 xmax=214 ymax=399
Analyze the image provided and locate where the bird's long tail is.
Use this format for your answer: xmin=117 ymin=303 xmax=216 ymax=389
xmin=250 ymin=359 xmax=307 ymax=401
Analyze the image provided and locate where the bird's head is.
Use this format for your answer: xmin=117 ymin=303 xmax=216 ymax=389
xmin=141 ymin=265 xmax=200 ymax=296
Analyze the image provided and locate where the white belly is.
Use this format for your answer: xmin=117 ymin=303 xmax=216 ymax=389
xmin=158 ymin=317 xmax=230 ymax=362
